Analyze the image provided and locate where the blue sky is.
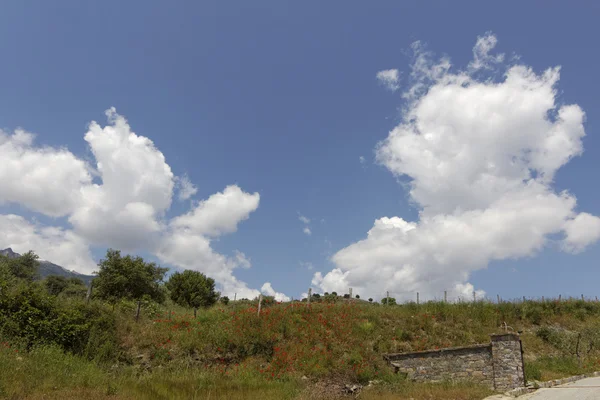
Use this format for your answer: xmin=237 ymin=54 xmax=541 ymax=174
xmin=1 ymin=1 xmax=599 ymax=301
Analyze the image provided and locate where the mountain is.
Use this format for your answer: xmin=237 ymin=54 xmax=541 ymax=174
xmin=0 ymin=248 xmax=95 ymax=285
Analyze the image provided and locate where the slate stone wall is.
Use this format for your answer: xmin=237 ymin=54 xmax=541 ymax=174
xmin=384 ymin=333 xmax=524 ymax=391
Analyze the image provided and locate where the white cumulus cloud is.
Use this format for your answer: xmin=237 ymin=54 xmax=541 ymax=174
xmin=376 ymin=69 xmax=400 ymax=91
xmin=0 ymin=108 xmax=262 ymax=297
xmin=261 ymin=282 xmax=291 ymax=302
xmin=176 ymin=174 xmax=198 ymax=201
xmin=314 ymin=33 xmax=598 ymax=301
xmin=0 ymin=214 xmax=97 ymax=274
xmin=0 ymin=129 xmax=92 ymax=217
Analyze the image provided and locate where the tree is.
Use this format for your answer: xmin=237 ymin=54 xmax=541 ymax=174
xmin=381 ymin=297 xmax=397 ymax=305
xmin=221 ymin=296 xmax=230 ymax=305
xmin=45 ymin=276 xmax=87 ymax=297
xmin=331 ymin=292 xmax=337 ymax=296
xmin=343 ymin=294 xmax=350 ymax=299
xmin=45 ymin=275 xmax=69 ymax=295
xmin=94 ymin=249 xmax=167 ymax=303
xmin=166 ymin=270 xmax=218 ymax=309
xmin=355 ymin=294 xmax=360 ymax=299
xmin=0 ymin=251 xmax=39 ymax=282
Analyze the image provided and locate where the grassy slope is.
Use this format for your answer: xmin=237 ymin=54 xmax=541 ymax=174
xmin=3 ymin=298 xmax=600 ymax=399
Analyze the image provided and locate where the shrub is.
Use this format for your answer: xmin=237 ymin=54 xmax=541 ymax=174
xmin=525 ymin=363 xmax=542 ymax=381
xmin=166 ymin=270 xmax=218 ymax=309
xmin=94 ymin=249 xmax=167 ymax=304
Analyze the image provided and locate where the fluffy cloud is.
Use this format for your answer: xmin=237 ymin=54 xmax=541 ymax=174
xmin=298 ymin=213 xmax=312 ymax=236
xmin=298 ymin=215 xmax=310 ymax=224
xmin=157 ymin=185 xmax=261 ymax=298
xmin=69 ymin=108 xmax=174 ymax=250
xmin=0 ymin=108 xmax=266 ymax=298
xmin=562 ymin=213 xmax=600 ymax=254
xmin=0 ymin=129 xmax=91 ymax=217
xmin=314 ymin=33 xmax=598 ymax=301
xmin=0 ymin=214 xmax=97 ymax=274
xmin=376 ymin=69 xmax=400 ymax=91
xmin=176 ymin=174 xmax=198 ymax=201
xmin=171 ymin=185 xmax=259 ymax=237
xmin=261 ymin=282 xmax=291 ymax=302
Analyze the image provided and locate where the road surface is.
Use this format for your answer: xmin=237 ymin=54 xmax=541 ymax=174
xmin=487 ymin=376 xmax=600 ymax=400
xmin=522 ymin=377 xmax=600 ymax=399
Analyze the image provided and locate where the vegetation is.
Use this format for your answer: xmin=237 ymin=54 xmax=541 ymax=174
xmin=3 ymin=250 xmax=600 ymax=399
xmin=94 ymin=249 xmax=167 ymax=304
xmin=165 ymin=270 xmax=218 ymax=309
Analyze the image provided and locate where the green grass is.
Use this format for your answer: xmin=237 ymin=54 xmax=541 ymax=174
xmin=4 ymin=298 xmax=600 ymax=399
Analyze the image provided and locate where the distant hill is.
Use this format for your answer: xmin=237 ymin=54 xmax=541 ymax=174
xmin=0 ymin=248 xmax=95 ymax=285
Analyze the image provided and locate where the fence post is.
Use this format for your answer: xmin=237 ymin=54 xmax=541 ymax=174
xmin=86 ymin=281 xmax=93 ymax=304
xmin=444 ymin=291 xmax=447 ymax=303
xmin=257 ymin=294 xmax=263 ymax=316
xmin=497 ymin=294 xmax=500 ymax=304
xmin=416 ymin=292 xmax=419 ymax=305
xmin=559 ymin=294 xmax=562 ymax=302
xmin=349 ymin=287 xmax=353 ymax=301
xmin=307 ymin=288 xmax=312 ymax=307
xmin=135 ymin=301 xmax=141 ymax=322
xmin=582 ymin=294 xmax=585 ymax=301
xmin=386 ymin=291 xmax=390 ymax=306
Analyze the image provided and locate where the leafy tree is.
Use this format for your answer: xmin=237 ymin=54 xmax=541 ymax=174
xmin=45 ymin=275 xmax=70 ymax=295
xmin=221 ymin=296 xmax=230 ymax=305
xmin=45 ymin=276 xmax=87 ymax=297
xmin=166 ymin=270 xmax=218 ymax=309
xmin=381 ymin=297 xmax=397 ymax=305
xmin=331 ymin=292 xmax=337 ymax=296
xmin=94 ymin=249 xmax=167 ymax=303
xmin=355 ymin=294 xmax=360 ymax=299
xmin=0 ymin=251 xmax=39 ymax=282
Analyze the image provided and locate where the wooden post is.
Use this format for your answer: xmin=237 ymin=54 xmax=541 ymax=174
xmin=307 ymin=288 xmax=312 ymax=306
xmin=86 ymin=281 xmax=93 ymax=304
xmin=559 ymin=294 xmax=562 ymax=302
xmin=257 ymin=294 xmax=263 ymax=316
xmin=497 ymin=294 xmax=500 ymax=304
xmin=386 ymin=291 xmax=390 ymax=306
xmin=444 ymin=291 xmax=447 ymax=303
xmin=234 ymin=293 xmax=237 ymax=302
xmin=416 ymin=292 xmax=419 ymax=305
xmin=135 ymin=301 xmax=141 ymax=322
xmin=349 ymin=288 xmax=353 ymax=301
xmin=582 ymin=294 xmax=585 ymax=301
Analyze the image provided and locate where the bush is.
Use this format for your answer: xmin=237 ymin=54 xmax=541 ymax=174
xmin=94 ymin=249 xmax=167 ymax=304
xmin=166 ymin=270 xmax=218 ymax=309
xmin=525 ymin=363 xmax=542 ymax=381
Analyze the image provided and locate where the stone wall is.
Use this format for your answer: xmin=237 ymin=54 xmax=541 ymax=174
xmin=383 ymin=333 xmax=524 ymax=391
xmin=491 ymin=333 xmax=526 ymax=391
